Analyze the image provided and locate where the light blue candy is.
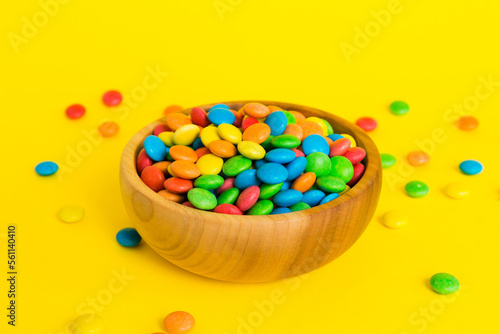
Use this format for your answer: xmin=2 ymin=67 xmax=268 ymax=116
xmin=302 ymin=190 xmax=326 ymax=207
xmin=328 ymin=134 xmax=344 ymax=142
xmin=192 ymin=137 xmax=204 ymax=150
xmin=35 ymin=161 xmax=59 ymax=176
xmin=302 ymin=134 xmax=329 ymax=156
xmin=280 ymin=181 xmax=291 ymax=192
xmin=234 ymin=169 xmax=262 ymax=190
xmin=209 ymin=104 xmax=230 ymax=112
xmin=319 ymin=193 xmax=340 ymax=205
xmin=256 ymin=163 xmax=288 ymax=184
xmin=264 ymin=111 xmax=287 ymax=136
xmin=143 ymin=135 xmax=167 ymax=161
xmin=208 ymin=108 xmax=235 ymax=126
xmin=286 ymin=156 xmax=307 ymax=181
xmin=273 ymin=189 xmax=303 ymax=207
xmin=265 ymin=148 xmax=296 ymax=164
xmin=271 ymin=207 xmax=292 ymax=214
xmin=116 ymin=228 xmax=142 ymax=247
xmin=459 ymin=160 xmax=483 ymax=175
xmin=255 ymin=159 xmax=266 ymax=169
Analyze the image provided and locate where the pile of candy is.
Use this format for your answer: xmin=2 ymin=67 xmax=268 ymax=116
xmin=136 ymin=103 xmax=367 ymax=215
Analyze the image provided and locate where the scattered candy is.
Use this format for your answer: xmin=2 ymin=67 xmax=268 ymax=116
xmin=98 ymin=121 xmax=120 ymax=138
xmin=389 ymin=100 xmax=409 ymax=115
xmin=116 ymin=228 xmax=142 ymax=247
xmin=67 ymin=313 xmax=104 ymax=334
xmin=355 ymin=117 xmax=378 ymax=132
xmin=430 ymin=273 xmax=460 ymax=294
xmin=380 ymin=153 xmax=396 ymax=168
xmin=457 ymin=116 xmax=478 ymax=131
xmin=65 ymin=104 xmax=86 ymax=119
xmin=459 ymin=159 xmax=483 ymax=175
xmin=58 ymin=205 xmax=85 ymax=223
xmin=163 ymin=311 xmax=195 ymax=334
xmin=405 ymin=181 xmax=429 ymax=198
xmin=382 ymin=210 xmax=408 ymax=228
xmin=35 ymin=161 xmax=59 ymax=176
xmin=407 ymin=150 xmax=429 ymax=166
xmin=102 ymin=90 xmax=122 ymax=106
xmin=444 ymin=182 xmax=470 ymax=199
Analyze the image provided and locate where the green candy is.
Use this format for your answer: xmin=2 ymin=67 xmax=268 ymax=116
xmin=259 ymin=183 xmax=283 ymax=199
xmin=305 ymin=152 xmax=331 ymax=177
xmin=329 ymin=156 xmax=354 ymax=183
xmin=316 ymin=176 xmax=346 ymax=193
xmin=217 ymin=188 xmax=240 ymax=205
xmin=389 ymin=100 xmax=409 ymax=116
xmin=321 ymin=119 xmax=334 ymax=135
xmin=187 ymin=188 xmax=217 ymax=210
xmin=271 ymin=135 xmax=301 ymax=149
xmin=430 ymin=273 xmax=460 ymax=294
xmin=289 ymin=202 xmax=311 ymax=212
xmin=260 ymin=135 xmax=275 ymax=151
xmin=247 ymin=200 xmax=274 ymax=215
xmin=222 ymin=155 xmax=252 ymax=176
xmin=405 ymin=180 xmax=429 ymax=198
xmin=194 ymin=175 xmax=224 ymax=190
xmin=281 ymin=110 xmax=296 ymax=125
xmin=380 ymin=153 xmax=396 ymax=168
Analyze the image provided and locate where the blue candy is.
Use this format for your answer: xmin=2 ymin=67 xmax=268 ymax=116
xmin=286 ymin=156 xmax=307 ymax=181
xmin=192 ymin=137 xmax=204 ymax=150
xmin=256 ymin=163 xmax=288 ymax=184
xmin=302 ymin=190 xmax=326 ymax=206
xmin=319 ymin=193 xmax=340 ymax=205
xmin=234 ymin=169 xmax=262 ymax=190
xmin=144 ymin=135 xmax=167 ymax=161
xmin=302 ymin=134 xmax=329 ymax=156
xmin=459 ymin=160 xmax=483 ymax=175
xmin=255 ymin=159 xmax=266 ymax=169
xmin=280 ymin=181 xmax=291 ymax=192
xmin=209 ymin=104 xmax=230 ymax=112
xmin=328 ymin=134 xmax=344 ymax=142
xmin=208 ymin=108 xmax=235 ymax=126
xmin=35 ymin=161 xmax=59 ymax=176
xmin=265 ymin=148 xmax=296 ymax=164
xmin=273 ymin=189 xmax=303 ymax=207
xmin=264 ymin=111 xmax=287 ymax=136
xmin=271 ymin=207 xmax=292 ymax=215
xmin=116 ymin=228 xmax=142 ymax=247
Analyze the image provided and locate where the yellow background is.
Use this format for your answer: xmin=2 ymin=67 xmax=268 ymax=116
xmin=1 ymin=0 xmax=499 ymax=333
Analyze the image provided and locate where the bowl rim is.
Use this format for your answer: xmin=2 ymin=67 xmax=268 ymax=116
xmin=120 ymin=100 xmax=381 ymax=221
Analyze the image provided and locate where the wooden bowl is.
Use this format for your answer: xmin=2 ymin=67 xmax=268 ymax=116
xmin=120 ymin=101 xmax=382 ymax=283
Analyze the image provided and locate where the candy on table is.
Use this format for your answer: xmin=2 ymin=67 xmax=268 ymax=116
xmin=407 ymin=150 xmax=429 ymax=166
xmin=389 ymin=100 xmax=409 ymax=115
xmin=355 ymin=117 xmax=378 ymax=132
xmin=430 ymin=273 xmax=460 ymax=294
xmin=382 ymin=210 xmax=408 ymax=228
xmin=98 ymin=121 xmax=119 ymax=138
xmin=164 ymin=311 xmax=195 ymax=334
xmin=65 ymin=104 xmax=86 ymax=119
xmin=102 ymin=90 xmax=122 ymax=106
xmin=35 ymin=161 xmax=59 ymax=176
xmin=444 ymin=182 xmax=470 ymax=199
xmin=405 ymin=180 xmax=429 ymax=198
xmin=116 ymin=227 xmax=142 ymax=247
xmin=58 ymin=205 xmax=85 ymax=223
xmin=67 ymin=313 xmax=103 ymax=334
xmin=380 ymin=153 xmax=396 ymax=168
xmin=136 ymin=103 xmax=368 ymax=215
xmin=459 ymin=159 xmax=483 ymax=175
xmin=457 ymin=115 xmax=478 ymax=131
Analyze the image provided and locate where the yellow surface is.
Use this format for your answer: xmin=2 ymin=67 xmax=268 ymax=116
xmin=1 ymin=0 xmax=499 ymax=333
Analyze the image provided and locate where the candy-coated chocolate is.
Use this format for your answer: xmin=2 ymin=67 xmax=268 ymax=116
xmin=214 ymin=203 xmax=243 ymax=215
xmin=141 ymin=166 xmax=166 ymax=192
xmin=187 ymin=188 xmax=217 ymax=210
xmin=236 ymin=185 xmax=260 ymax=211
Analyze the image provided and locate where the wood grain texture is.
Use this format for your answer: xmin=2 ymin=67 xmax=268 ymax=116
xmin=119 ymin=101 xmax=382 ymax=282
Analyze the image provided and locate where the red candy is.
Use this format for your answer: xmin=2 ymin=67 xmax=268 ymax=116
xmin=216 ymin=178 xmax=235 ymax=195
xmin=102 ymin=90 xmax=122 ymax=106
xmin=182 ymin=201 xmax=195 ymax=208
xmin=343 ymin=147 xmax=366 ymax=164
xmin=236 ymin=185 xmax=260 ymax=211
xmin=232 ymin=110 xmax=244 ymax=128
xmin=355 ymin=117 xmax=377 ymax=132
xmin=241 ymin=117 xmax=259 ymax=131
xmin=65 ymin=104 xmax=86 ymax=119
xmin=195 ymin=147 xmax=211 ymax=159
xmin=164 ymin=177 xmax=194 ymax=194
xmin=214 ymin=204 xmax=243 ymax=215
xmin=347 ymin=163 xmax=365 ymax=187
xmin=190 ymin=107 xmax=211 ymax=127
xmin=292 ymin=148 xmax=305 ymax=157
xmin=137 ymin=149 xmax=153 ymax=174
xmin=153 ymin=124 xmax=170 ymax=136
xmin=140 ymin=166 xmax=165 ymax=192
xmin=329 ymin=138 xmax=351 ymax=157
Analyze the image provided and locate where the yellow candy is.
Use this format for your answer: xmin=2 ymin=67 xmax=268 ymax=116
xmin=305 ymin=117 xmax=328 ymax=136
xmin=196 ymin=153 xmax=224 ymax=175
xmin=338 ymin=185 xmax=351 ymax=196
xmin=173 ymin=124 xmax=200 ymax=146
xmin=167 ymin=165 xmax=177 ymax=177
xmin=58 ymin=205 xmax=85 ymax=223
xmin=444 ymin=182 xmax=470 ymax=199
xmin=237 ymin=141 xmax=266 ymax=160
xmin=382 ymin=210 xmax=408 ymax=229
xmin=340 ymin=134 xmax=357 ymax=147
xmin=200 ymin=126 xmax=221 ymax=147
xmin=67 ymin=313 xmax=103 ymax=334
xmin=218 ymin=123 xmax=242 ymax=144
xmin=158 ymin=131 xmax=175 ymax=147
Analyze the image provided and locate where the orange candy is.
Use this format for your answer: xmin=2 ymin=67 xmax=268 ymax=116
xmin=152 ymin=161 xmax=171 ymax=177
xmin=283 ymin=123 xmax=304 ymax=141
xmin=169 ymin=161 xmax=201 ymax=179
xmin=324 ymin=136 xmax=334 ymax=147
xmin=163 ymin=311 xmax=195 ymax=334
xmin=208 ymin=140 xmax=237 ymax=158
xmin=290 ymin=111 xmax=306 ymax=124
xmin=164 ymin=105 xmax=184 ymax=115
xmin=300 ymin=121 xmax=323 ymax=138
xmin=164 ymin=177 xmax=193 ymax=194
xmin=242 ymin=123 xmax=271 ymax=144
xmin=98 ymin=121 xmax=120 ymax=137
xmin=195 ymin=147 xmax=211 ymax=159
xmin=407 ymin=150 xmax=430 ymax=166
xmin=457 ymin=116 xmax=479 ymax=131
xmin=166 ymin=113 xmax=192 ymax=131
xmin=157 ymin=190 xmax=186 ymax=203
xmin=267 ymin=105 xmax=283 ymax=112
xmin=169 ymin=145 xmax=198 ymax=162
xmin=291 ymin=172 xmax=317 ymax=193
xmin=140 ymin=166 xmax=165 ymax=192
xmin=243 ymin=103 xmax=270 ymax=118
